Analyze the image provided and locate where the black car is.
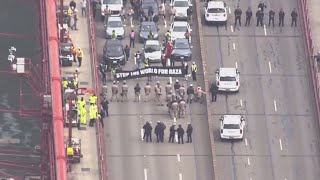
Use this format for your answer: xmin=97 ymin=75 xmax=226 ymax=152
xmin=172 ymin=38 xmax=192 ymax=61
xmin=103 ymin=40 xmax=126 ymax=66
xmin=140 ymin=0 xmax=159 ymax=19
xmin=139 ymin=21 xmax=159 ymax=43
xmin=59 ymin=42 xmax=73 ymax=67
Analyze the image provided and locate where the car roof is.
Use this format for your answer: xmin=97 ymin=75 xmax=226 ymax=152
xmin=207 ymin=1 xmax=225 ymax=9
xmin=145 ymin=40 xmax=160 ymax=45
xmin=141 ymin=21 xmax=157 ymax=26
xmin=222 ymin=115 xmax=242 ymax=124
xmin=106 ymin=40 xmax=122 ymax=46
xmin=175 ymin=38 xmax=189 ymax=43
xmin=219 ymin=68 xmax=237 ymax=77
xmin=172 ymin=21 xmax=188 ymax=26
xmin=107 ymin=16 xmax=122 ymax=21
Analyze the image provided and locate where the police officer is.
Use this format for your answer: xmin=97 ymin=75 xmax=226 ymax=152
xmin=245 ymin=7 xmax=252 ymax=26
xmin=177 ymin=124 xmax=184 ymax=144
xmin=269 ymin=9 xmax=275 ymax=27
xmin=159 ymin=121 xmax=166 ymax=142
xmin=89 ymin=104 xmax=98 ymax=127
xmin=178 ymin=99 xmax=186 ymax=118
xmin=179 ymin=84 xmax=186 ymax=100
xmin=134 ymin=83 xmax=141 ymax=102
xmin=165 ymin=82 xmax=172 ymax=95
xmin=191 ymin=62 xmax=197 ymax=81
xmin=144 ymin=58 xmax=152 ymax=81
xmin=155 ymin=121 xmax=162 ymax=143
xmin=166 ymin=92 xmax=173 ymax=103
xmin=144 ymin=82 xmax=152 ymax=102
xmin=186 ymin=122 xmax=193 ymax=143
xmin=171 ymin=100 xmax=179 ymax=119
xmin=121 ymin=81 xmax=128 ymax=102
xmin=98 ymin=108 xmax=105 ymax=128
xmin=186 ymin=84 xmax=195 ymax=104
xmin=279 ymin=8 xmax=285 ymax=27
xmin=100 ymin=98 xmax=109 ymax=117
xmin=209 ymin=82 xmax=218 ymax=102
xmin=291 ymin=8 xmax=298 ymax=27
xmin=257 ymin=1 xmax=267 ymax=13
xmin=80 ymin=104 xmax=87 ymax=125
xmin=234 ymin=6 xmax=242 ymax=26
xmin=174 ymin=79 xmax=181 ymax=95
xmin=77 ymin=97 xmax=86 ymax=111
xmin=155 ymin=81 xmax=163 ymax=105
xmin=111 ymin=81 xmax=119 ymax=102
xmin=168 ymin=123 xmax=176 ymax=143
xmin=63 ymin=78 xmax=70 ymax=90
xmin=143 ymin=121 xmax=153 ymax=142
xmin=256 ymin=8 xmax=264 ymax=27
xmin=99 ymin=64 xmax=107 ymax=85
xmin=89 ymin=94 xmax=97 ymax=105
xmin=187 ymin=6 xmax=193 ymax=24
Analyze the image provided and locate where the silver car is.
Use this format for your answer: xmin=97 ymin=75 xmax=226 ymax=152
xmin=105 ymin=16 xmax=125 ymax=39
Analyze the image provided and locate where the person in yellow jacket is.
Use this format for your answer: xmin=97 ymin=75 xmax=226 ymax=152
xmin=63 ymin=79 xmax=69 ymax=89
xmin=77 ymin=97 xmax=86 ymax=110
xmin=191 ymin=62 xmax=197 ymax=81
xmin=76 ymin=48 xmax=84 ymax=67
xmin=89 ymin=94 xmax=98 ymax=105
xmin=89 ymin=104 xmax=98 ymax=127
xmin=73 ymin=76 xmax=79 ymax=89
xmin=66 ymin=146 xmax=74 ymax=159
xmin=67 ymin=7 xmax=73 ymax=27
xmin=80 ymin=105 xmax=87 ymax=125
xmin=71 ymin=44 xmax=77 ymax=62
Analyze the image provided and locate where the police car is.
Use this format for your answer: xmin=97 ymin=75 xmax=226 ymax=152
xmin=215 ymin=68 xmax=240 ymax=92
xmin=220 ymin=115 xmax=245 ymax=140
xmin=204 ymin=1 xmax=227 ymax=24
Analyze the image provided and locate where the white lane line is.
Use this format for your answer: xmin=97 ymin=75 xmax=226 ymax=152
xmin=279 ymin=139 xmax=283 ymax=151
xmin=134 ymin=57 xmax=137 ymax=65
xmin=175 ymin=134 xmax=178 ymax=142
xmin=245 ymin=138 xmax=248 ymax=146
xmin=235 ymin=61 xmax=238 ymax=68
xmin=164 ymin=20 xmax=167 ymax=28
xmin=240 ymin=99 xmax=243 ymax=107
xmin=177 ymin=154 xmax=181 ymax=162
xmin=130 ymin=18 xmax=134 ymax=28
xmin=173 ymin=117 xmax=176 ymax=123
xmin=141 ymin=129 xmax=144 ymax=140
xmin=144 ymin=168 xmax=148 ymax=180
xmin=179 ymin=173 xmax=183 ymax=180
xmin=231 ymin=25 xmax=234 ymax=32
xmin=250 ymin=178 xmax=252 ymax=180
xmin=268 ymin=61 xmax=272 ymax=73
xmin=228 ymin=7 xmax=231 ymax=14
xmin=169 ymin=77 xmax=172 ymax=84
xmin=233 ymin=43 xmax=236 ymax=50
xmin=273 ymin=100 xmax=278 ymax=112
xmin=247 ymin=157 xmax=251 ymax=165
xmin=264 ymin=24 xmax=267 ymax=36
xmin=167 ymin=58 xmax=171 ymax=66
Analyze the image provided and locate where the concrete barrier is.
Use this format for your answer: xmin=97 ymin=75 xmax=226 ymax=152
xmin=194 ymin=0 xmax=218 ymax=179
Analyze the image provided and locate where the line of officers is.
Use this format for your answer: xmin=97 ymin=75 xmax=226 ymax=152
xmin=233 ymin=1 xmax=298 ymax=27
xmin=143 ymin=121 xmax=193 ymax=144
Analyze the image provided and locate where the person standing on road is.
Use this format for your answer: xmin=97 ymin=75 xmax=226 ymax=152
xmin=186 ymin=123 xmax=193 ymax=143
xmin=135 ymin=51 xmax=142 ymax=69
xmin=174 ymin=79 xmax=181 ymax=95
xmin=209 ymin=82 xmax=218 ymax=102
xmin=80 ymin=105 xmax=87 ymax=125
xmin=121 ymin=81 xmax=129 ymax=102
xmin=177 ymin=124 xmax=184 ymax=144
xmin=234 ymin=6 xmax=242 ymax=26
xmin=143 ymin=121 xmax=153 ymax=142
xmin=245 ymin=7 xmax=252 ymax=26
xmin=124 ymin=45 xmax=130 ymax=62
xmin=291 ymin=8 xmax=298 ymax=27
xmin=159 ymin=121 xmax=166 ymax=142
xmin=279 ymin=8 xmax=285 ymax=27
xmin=76 ymin=47 xmax=84 ymax=67
xmin=165 ymin=82 xmax=172 ymax=95
xmin=179 ymin=84 xmax=186 ymax=100
xmin=89 ymin=104 xmax=98 ymax=127
xmin=111 ymin=81 xmax=119 ymax=102
xmin=178 ymin=99 xmax=186 ymax=118
xmin=191 ymin=62 xmax=197 ymax=81
xmin=187 ymin=6 xmax=193 ymax=24
xmin=169 ymin=6 xmax=176 ymax=22
xmin=134 ymin=83 xmax=141 ymax=102
xmin=170 ymin=100 xmax=179 ymax=119
xmin=186 ymin=84 xmax=194 ymax=104
xmin=71 ymin=9 xmax=79 ymax=30
xmin=168 ymin=123 xmax=176 ymax=143
xmin=268 ymin=9 xmax=275 ymax=27
xmin=154 ymin=81 xmax=163 ymax=105
xmin=98 ymin=108 xmax=105 ymax=128
xmin=256 ymin=8 xmax=264 ymax=27
xmin=80 ymin=0 xmax=86 ymax=17
xmin=89 ymin=93 xmax=98 ymax=105
xmin=144 ymin=82 xmax=152 ymax=102
xmin=155 ymin=121 xmax=162 ymax=143
xmin=257 ymin=1 xmax=267 ymax=13
xmin=129 ymin=30 xmax=136 ymax=48
xmin=100 ymin=98 xmax=109 ymax=117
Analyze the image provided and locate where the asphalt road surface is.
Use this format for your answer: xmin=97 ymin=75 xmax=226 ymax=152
xmin=200 ymin=0 xmax=320 ymax=179
xmin=94 ymin=5 xmax=214 ymax=180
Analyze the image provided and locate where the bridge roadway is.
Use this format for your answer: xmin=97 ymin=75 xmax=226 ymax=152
xmin=199 ymin=0 xmax=320 ymax=179
xmin=94 ymin=4 xmax=215 ymax=180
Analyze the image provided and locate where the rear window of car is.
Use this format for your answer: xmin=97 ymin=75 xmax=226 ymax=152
xmin=220 ymin=77 xmax=236 ymax=81
xmin=223 ymin=124 xmax=240 ymax=129
xmin=207 ymin=8 xmax=225 ymax=13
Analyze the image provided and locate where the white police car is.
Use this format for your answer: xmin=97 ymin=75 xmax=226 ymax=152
xmin=215 ymin=68 xmax=240 ymax=92
xmin=204 ymin=1 xmax=227 ymax=24
xmin=220 ymin=115 xmax=245 ymax=140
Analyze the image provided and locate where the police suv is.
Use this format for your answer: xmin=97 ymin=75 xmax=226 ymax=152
xmin=220 ymin=115 xmax=245 ymax=140
xmin=215 ymin=68 xmax=240 ymax=92
xmin=204 ymin=1 xmax=227 ymax=24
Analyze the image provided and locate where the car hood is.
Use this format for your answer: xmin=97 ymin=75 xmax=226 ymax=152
xmin=106 ymin=27 xmax=124 ymax=35
xmin=171 ymin=32 xmax=185 ymax=39
xmin=172 ymin=48 xmax=191 ymax=56
xmin=144 ymin=50 xmax=161 ymax=60
xmin=175 ymin=7 xmax=188 ymax=14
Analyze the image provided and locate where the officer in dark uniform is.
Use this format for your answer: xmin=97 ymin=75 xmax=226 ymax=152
xmin=234 ymin=6 xmax=242 ymax=26
xmin=160 ymin=121 xmax=166 ymax=142
xmin=186 ymin=123 xmax=193 ymax=143
xmin=155 ymin=121 xmax=162 ymax=143
xmin=268 ymin=9 xmax=275 ymax=27
xmin=143 ymin=122 xmax=153 ymax=142
xmin=279 ymin=8 xmax=285 ymax=27
xmin=257 ymin=1 xmax=267 ymax=13
xmin=256 ymin=8 xmax=264 ymax=27
xmin=168 ymin=123 xmax=176 ymax=143
xmin=177 ymin=124 xmax=184 ymax=144
xmin=245 ymin=7 xmax=252 ymax=26
xmin=291 ymin=8 xmax=298 ymax=27
xmin=209 ymin=82 xmax=218 ymax=102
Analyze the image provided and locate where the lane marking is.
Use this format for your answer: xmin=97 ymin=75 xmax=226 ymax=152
xmin=228 ymin=7 xmax=231 ymax=14
xmin=264 ymin=24 xmax=267 ymax=36
xmin=250 ymin=178 xmax=252 ymax=180
xmin=233 ymin=43 xmax=236 ymax=50
xmin=240 ymin=99 xmax=243 ymax=107
xmin=164 ymin=20 xmax=167 ymax=28
xmin=268 ymin=61 xmax=272 ymax=73
xmin=144 ymin=168 xmax=148 ymax=180
xmin=273 ymin=100 xmax=277 ymax=112
xmin=247 ymin=157 xmax=251 ymax=165
xmin=167 ymin=58 xmax=171 ymax=66
xmin=235 ymin=61 xmax=238 ymax=68
xmin=134 ymin=57 xmax=137 ymax=65
xmin=179 ymin=173 xmax=182 ymax=180
xmin=169 ymin=77 xmax=172 ymax=84
xmin=279 ymin=139 xmax=283 ymax=151
xmin=141 ymin=129 xmax=144 ymax=140
xmin=173 ymin=117 xmax=176 ymax=123
xmin=245 ymin=138 xmax=248 ymax=146
xmin=177 ymin=154 xmax=181 ymax=162
xmin=231 ymin=25 xmax=234 ymax=32
xmin=175 ymin=134 xmax=178 ymax=142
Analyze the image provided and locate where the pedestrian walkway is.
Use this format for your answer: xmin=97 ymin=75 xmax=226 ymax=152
xmin=60 ymin=0 xmax=99 ymax=179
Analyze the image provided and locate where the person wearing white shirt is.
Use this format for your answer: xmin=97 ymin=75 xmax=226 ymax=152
xmin=80 ymin=0 xmax=87 ymax=17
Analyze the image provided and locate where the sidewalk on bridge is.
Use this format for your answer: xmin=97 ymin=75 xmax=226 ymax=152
xmin=308 ymin=0 xmax=320 ymax=53
xmin=61 ymin=1 xmax=99 ymax=179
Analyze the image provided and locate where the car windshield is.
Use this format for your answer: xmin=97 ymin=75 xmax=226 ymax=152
xmin=104 ymin=0 xmax=122 ymax=4
xmin=145 ymin=44 xmax=160 ymax=52
xmin=108 ymin=21 xmax=122 ymax=27
xmin=173 ymin=26 xmax=187 ymax=32
xmin=107 ymin=46 xmax=122 ymax=53
xmin=174 ymin=1 xmax=189 ymax=7
xmin=220 ymin=77 xmax=236 ymax=81
xmin=207 ymin=8 xmax=225 ymax=13
xmin=223 ymin=124 xmax=240 ymax=129
xmin=141 ymin=25 xmax=156 ymax=31
xmin=175 ymin=42 xmax=189 ymax=49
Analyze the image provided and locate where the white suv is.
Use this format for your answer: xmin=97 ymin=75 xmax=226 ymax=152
xmin=204 ymin=1 xmax=227 ymax=24
xmin=216 ymin=68 xmax=240 ymax=92
xmin=101 ymin=0 xmax=123 ymax=17
xmin=172 ymin=0 xmax=192 ymax=20
xmin=220 ymin=115 xmax=245 ymax=140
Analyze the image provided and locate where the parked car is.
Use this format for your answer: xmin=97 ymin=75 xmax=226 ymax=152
xmin=170 ymin=21 xmax=191 ymax=41
xmin=172 ymin=38 xmax=192 ymax=61
xmin=215 ymin=68 xmax=240 ymax=92
xmin=204 ymin=1 xmax=228 ymax=24
xmin=139 ymin=21 xmax=159 ymax=43
xmin=172 ymin=0 xmax=192 ymax=20
xmin=103 ymin=40 xmax=126 ymax=66
xmin=101 ymin=0 xmax=123 ymax=18
xmin=59 ymin=43 xmax=73 ymax=67
xmin=220 ymin=115 xmax=245 ymax=140
xmin=140 ymin=0 xmax=159 ymax=20
xmin=143 ymin=40 xmax=162 ymax=63
xmin=104 ymin=16 xmax=125 ymax=39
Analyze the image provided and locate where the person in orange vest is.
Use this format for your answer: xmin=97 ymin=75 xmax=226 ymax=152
xmin=76 ymin=47 xmax=84 ymax=67
xmin=71 ymin=44 xmax=77 ymax=62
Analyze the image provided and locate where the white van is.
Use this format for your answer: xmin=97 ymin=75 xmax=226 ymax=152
xmin=101 ymin=0 xmax=123 ymax=17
